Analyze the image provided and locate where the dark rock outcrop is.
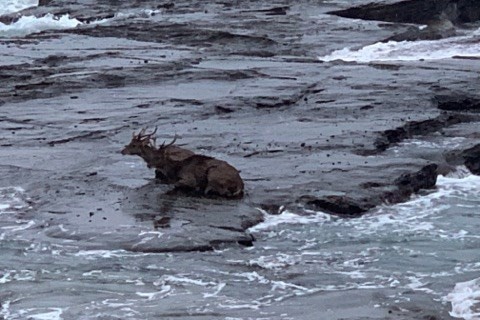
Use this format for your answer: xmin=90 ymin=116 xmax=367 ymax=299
xmin=367 ymin=113 xmax=469 ymax=153
xmin=446 ymin=144 xmax=480 ymax=175
xmin=383 ymin=18 xmax=456 ymax=41
xmin=299 ymin=195 xmax=373 ymax=217
xmin=394 ymin=163 xmax=438 ymax=195
xmin=329 ymin=0 xmax=480 ymax=25
xmin=298 ymin=164 xmax=438 ymax=217
xmin=436 ymin=95 xmax=480 ymax=112
xmin=463 ymin=145 xmax=480 ymax=175
xmin=38 ymin=0 xmax=54 ymax=5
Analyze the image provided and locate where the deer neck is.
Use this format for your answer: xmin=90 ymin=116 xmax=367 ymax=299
xmin=138 ymin=145 xmax=158 ymax=168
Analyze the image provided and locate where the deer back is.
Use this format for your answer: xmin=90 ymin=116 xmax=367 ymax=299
xmin=172 ymin=155 xmax=215 ymax=190
xmin=153 ymin=145 xmax=196 ymax=183
xmin=174 ymin=155 xmax=244 ymax=198
xmin=204 ymin=159 xmax=244 ymax=198
xmin=164 ymin=145 xmax=195 ymax=162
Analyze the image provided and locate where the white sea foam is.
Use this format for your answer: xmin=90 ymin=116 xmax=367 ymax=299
xmin=74 ymin=249 xmax=133 ymax=259
xmin=27 ymin=308 xmax=64 ymax=320
xmin=395 ymin=137 xmax=468 ymax=150
xmin=249 ymin=208 xmax=331 ymax=232
xmin=82 ymin=270 xmax=103 ymax=277
xmin=405 ymin=276 xmax=435 ymax=294
xmin=0 ymin=0 xmax=37 ymax=15
xmin=163 ymin=275 xmax=216 ymax=287
xmin=319 ymin=30 xmax=480 ymax=62
xmin=250 ymin=172 xmax=480 ymax=243
xmin=446 ymin=278 xmax=480 ymax=320
xmin=248 ymin=253 xmax=299 ymax=270
xmin=0 ymin=13 xmax=82 ymax=37
xmin=0 ymin=186 xmax=29 ymax=214
xmin=339 ymin=172 xmax=480 ymax=240
xmin=0 ymin=8 xmax=162 ymax=38
xmin=153 ymin=274 xmax=226 ymax=299
xmin=203 ymin=283 xmax=226 ymax=298
xmin=2 ymin=219 xmax=36 ymax=232
xmin=0 ymin=301 xmax=11 ymax=320
xmin=136 ymin=285 xmax=171 ymax=300
xmin=101 ymin=298 xmax=135 ymax=308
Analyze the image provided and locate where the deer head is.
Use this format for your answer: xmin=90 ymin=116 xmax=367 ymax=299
xmin=122 ymin=128 xmax=184 ymax=173
xmin=121 ymin=127 xmax=157 ymax=156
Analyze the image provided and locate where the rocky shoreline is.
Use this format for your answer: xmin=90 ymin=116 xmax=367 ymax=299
xmin=1 ymin=0 xmax=480 ymax=254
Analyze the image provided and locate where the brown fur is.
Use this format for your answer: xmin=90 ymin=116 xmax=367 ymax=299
xmin=121 ymin=129 xmax=244 ymax=199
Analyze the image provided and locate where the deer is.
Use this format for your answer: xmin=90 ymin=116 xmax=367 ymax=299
xmin=121 ymin=128 xmax=244 ymax=199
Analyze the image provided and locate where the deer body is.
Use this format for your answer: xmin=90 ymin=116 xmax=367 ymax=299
xmin=169 ymin=155 xmax=244 ymax=198
xmin=121 ymin=129 xmax=244 ymax=199
xmin=153 ymin=146 xmax=195 ymax=183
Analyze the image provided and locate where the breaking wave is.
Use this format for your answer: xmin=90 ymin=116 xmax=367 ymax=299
xmin=0 ymin=9 xmax=161 ymax=37
xmin=319 ymin=28 xmax=480 ymax=62
xmin=0 ymin=13 xmax=82 ymax=37
xmin=446 ymin=278 xmax=480 ymax=320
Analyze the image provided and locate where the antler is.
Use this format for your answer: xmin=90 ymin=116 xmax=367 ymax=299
xmin=133 ymin=127 xmax=156 ymax=141
xmin=160 ymin=134 xmax=177 ymax=149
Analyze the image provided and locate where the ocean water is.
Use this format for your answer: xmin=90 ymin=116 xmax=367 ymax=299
xmin=251 ymin=169 xmax=480 ymax=319
xmin=1 ymin=1 xmax=480 ymax=319
xmin=2 ymin=169 xmax=480 ymax=319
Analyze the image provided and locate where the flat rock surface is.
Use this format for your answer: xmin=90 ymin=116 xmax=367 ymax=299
xmin=1 ymin=0 xmax=480 ymax=255
xmin=2 ymin=0 xmax=480 ymax=318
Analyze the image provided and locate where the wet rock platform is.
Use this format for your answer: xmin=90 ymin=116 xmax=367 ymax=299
xmin=1 ymin=0 xmax=480 ymax=255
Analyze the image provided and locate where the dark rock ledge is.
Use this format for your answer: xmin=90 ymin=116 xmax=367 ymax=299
xmin=367 ymin=113 xmax=474 ymax=154
xmin=1 ymin=0 xmax=480 ymax=254
xmin=295 ymin=95 xmax=480 ymax=218
xmin=298 ymin=164 xmax=438 ymax=217
xmin=446 ymin=144 xmax=480 ymax=175
xmin=329 ymin=0 xmax=480 ymax=25
xmin=359 ymin=95 xmax=480 ymax=154
xmin=328 ymin=0 xmax=480 ymax=42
